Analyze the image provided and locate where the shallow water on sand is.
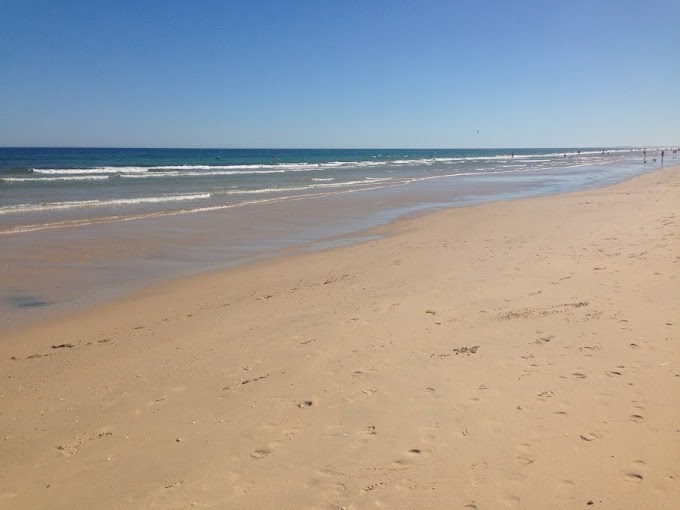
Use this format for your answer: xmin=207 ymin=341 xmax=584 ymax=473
xmin=0 ymin=148 xmax=666 ymax=330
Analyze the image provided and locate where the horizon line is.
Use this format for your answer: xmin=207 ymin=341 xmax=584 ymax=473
xmin=1 ymin=145 xmax=655 ymax=151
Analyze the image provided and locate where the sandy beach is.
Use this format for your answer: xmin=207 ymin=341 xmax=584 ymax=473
xmin=1 ymin=165 xmax=678 ymax=509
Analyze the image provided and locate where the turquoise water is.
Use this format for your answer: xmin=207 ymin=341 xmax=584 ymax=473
xmin=0 ymin=147 xmax=647 ymax=235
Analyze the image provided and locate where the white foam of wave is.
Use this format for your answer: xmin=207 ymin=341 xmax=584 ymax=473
xmin=32 ymin=164 xmax=322 ymax=176
xmin=120 ymin=169 xmax=287 ymax=179
xmin=319 ymin=160 xmax=387 ymax=168
xmin=1 ymin=175 xmax=109 ymax=182
xmin=316 ymin=161 xmax=346 ymax=168
xmin=149 ymin=164 xmax=308 ymax=171
xmin=0 ymin=193 xmax=211 ymax=215
xmin=33 ymin=167 xmax=151 ymax=175
xmin=216 ymin=178 xmax=394 ymax=196
xmin=498 ymin=164 xmax=529 ymax=169
xmin=390 ymin=159 xmax=435 ymax=165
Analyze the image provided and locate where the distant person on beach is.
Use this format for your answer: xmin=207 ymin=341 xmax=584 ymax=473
xmin=511 ymin=152 xmax=514 ymax=158
xmin=661 ymin=150 xmax=664 ymax=161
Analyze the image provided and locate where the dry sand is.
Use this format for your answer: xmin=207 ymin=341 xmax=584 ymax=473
xmin=1 ymin=166 xmax=679 ymax=509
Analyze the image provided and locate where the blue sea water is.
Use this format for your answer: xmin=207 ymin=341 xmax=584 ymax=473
xmin=0 ymin=147 xmax=649 ymax=235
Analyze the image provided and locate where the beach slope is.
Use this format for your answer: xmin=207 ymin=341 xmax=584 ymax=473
xmin=1 ymin=166 xmax=678 ymax=509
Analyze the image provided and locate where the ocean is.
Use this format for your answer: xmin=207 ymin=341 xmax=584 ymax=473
xmin=0 ymin=146 xmax=659 ymax=328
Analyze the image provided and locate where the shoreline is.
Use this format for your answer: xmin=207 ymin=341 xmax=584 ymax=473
xmin=1 ymin=165 xmax=678 ymax=509
xmin=0 ymin=156 xmax=660 ymax=333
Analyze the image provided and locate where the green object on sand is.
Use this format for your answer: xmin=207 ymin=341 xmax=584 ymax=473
xmin=425 ymin=309 xmax=436 ymax=315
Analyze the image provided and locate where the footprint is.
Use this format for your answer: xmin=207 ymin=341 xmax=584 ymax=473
xmin=606 ymin=370 xmax=623 ymax=377
xmin=631 ymin=400 xmax=645 ymax=411
xmin=623 ymin=472 xmax=644 ymax=483
xmin=595 ymin=391 xmax=614 ymax=404
xmin=251 ymin=446 xmax=273 ymax=459
xmin=516 ymin=443 xmax=535 ymax=465
xmin=572 ymin=372 xmax=587 ymax=379
xmin=395 ymin=478 xmax=418 ymax=490
xmin=340 ymin=387 xmax=378 ymax=405
xmin=363 ymin=482 xmax=385 ymax=492
xmin=556 ymin=479 xmax=575 ymax=499
xmin=418 ymin=422 xmax=438 ymax=444
xmin=499 ymin=494 xmax=522 ymax=507
xmin=350 ymin=425 xmax=379 ymax=447
xmin=392 ymin=445 xmax=431 ymax=468
xmin=579 ymin=432 xmax=601 ymax=442
xmin=317 ymin=465 xmax=342 ymax=477
xmin=623 ymin=461 xmax=646 ymax=483
xmin=629 ymin=414 xmax=645 ymax=423
xmin=281 ymin=428 xmax=299 ymax=440
xmin=516 ymin=455 xmax=535 ymax=465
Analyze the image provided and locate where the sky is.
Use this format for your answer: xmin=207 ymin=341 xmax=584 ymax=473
xmin=1 ymin=0 xmax=679 ymax=148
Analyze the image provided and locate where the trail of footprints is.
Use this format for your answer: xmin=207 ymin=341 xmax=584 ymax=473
xmin=238 ymin=293 xmax=665 ymax=502
xmin=522 ymin=326 xmax=657 ymax=492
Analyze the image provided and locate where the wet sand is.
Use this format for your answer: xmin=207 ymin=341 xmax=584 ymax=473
xmin=1 ymin=165 xmax=678 ymax=509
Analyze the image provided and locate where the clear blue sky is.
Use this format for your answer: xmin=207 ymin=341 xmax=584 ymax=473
xmin=1 ymin=1 xmax=678 ymax=148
